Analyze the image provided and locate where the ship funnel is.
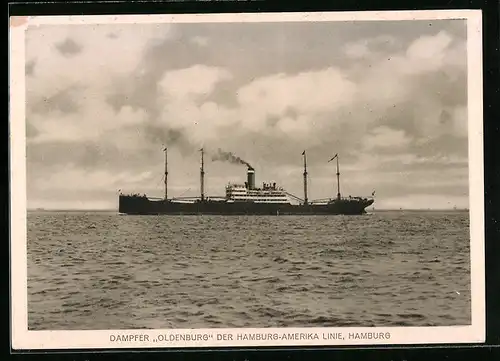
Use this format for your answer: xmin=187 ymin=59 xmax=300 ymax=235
xmin=247 ymin=167 xmax=255 ymax=190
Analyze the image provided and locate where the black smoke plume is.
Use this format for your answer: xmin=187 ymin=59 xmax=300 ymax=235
xmin=212 ymin=148 xmax=253 ymax=169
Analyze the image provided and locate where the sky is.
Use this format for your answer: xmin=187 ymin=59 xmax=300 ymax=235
xmin=24 ymin=17 xmax=470 ymax=210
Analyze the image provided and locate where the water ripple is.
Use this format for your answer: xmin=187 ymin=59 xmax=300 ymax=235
xmin=27 ymin=211 xmax=471 ymax=330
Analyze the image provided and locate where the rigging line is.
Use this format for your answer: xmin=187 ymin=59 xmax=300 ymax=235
xmin=156 ymin=174 xmax=164 ymax=189
xmin=307 ymin=174 xmax=313 ymax=200
xmin=177 ymin=188 xmax=192 ymax=198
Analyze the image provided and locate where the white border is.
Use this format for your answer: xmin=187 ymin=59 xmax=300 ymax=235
xmin=10 ymin=10 xmax=484 ymax=350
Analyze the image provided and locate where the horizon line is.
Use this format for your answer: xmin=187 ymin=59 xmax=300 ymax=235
xmin=27 ymin=208 xmax=470 ymax=212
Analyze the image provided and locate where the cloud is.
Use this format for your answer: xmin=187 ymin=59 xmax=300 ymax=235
xmin=26 ymin=23 xmax=171 ymax=103
xmin=28 ymin=101 xmax=149 ymax=144
xmin=158 ymin=65 xmax=232 ymax=100
xmin=28 ymin=199 xmax=116 ymax=210
xmin=153 ymin=67 xmax=358 ymax=147
xmin=191 ymin=36 xmax=209 ymax=47
xmin=26 ymin=24 xmax=179 ymax=148
xmin=55 ymin=38 xmax=83 ymax=56
xmin=363 ymin=126 xmax=411 ymax=150
xmin=24 ymin=21 xmax=470 ymax=210
xmin=344 ymin=41 xmax=370 ymax=59
xmin=30 ymin=84 xmax=82 ymax=115
xmin=237 ymin=68 xmax=356 ymax=124
xmin=377 ymin=194 xmax=469 ymax=210
xmin=343 ymin=35 xmax=397 ymax=59
xmin=158 ymin=29 xmax=466 ymax=164
xmin=35 ymin=165 xmax=153 ymax=192
xmin=406 ymin=31 xmax=454 ymax=68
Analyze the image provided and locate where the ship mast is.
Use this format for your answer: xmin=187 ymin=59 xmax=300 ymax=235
xmin=328 ymin=153 xmax=341 ymax=200
xmin=302 ymin=150 xmax=308 ymax=205
xmin=164 ymin=147 xmax=168 ymax=200
xmin=200 ymin=148 xmax=205 ymax=202
xmin=336 ymin=155 xmax=341 ymax=200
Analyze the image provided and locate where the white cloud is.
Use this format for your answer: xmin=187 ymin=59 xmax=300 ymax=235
xmin=26 ymin=24 xmax=170 ymax=96
xmin=344 ymin=151 xmax=468 ymax=174
xmin=26 ymin=24 xmax=169 ymax=145
xmin=344 ymin=41 xmax=370 ymax=59
xmin=406 ymin=31 xmax=452 ymax=64
xmin=191 ymin=36 xmax=209 ymax=47
xmin=156 ymin=98 xmax=239 ymax=144
xmin=28 ymin=28 xmax=467 ymax=151
xmin=29 ymin=101 xmax=149 ymax=144
xmin=237 ymin=68 xmax=356 ymax=116
xmin=35 ymin=165 xmax=153 ymax=192
xmin=155 ymin=67 xmax=358 ymax=143
xmin=389 ymin=31 xmax=460 ymax=76
xmin=28 ymin=199 xmax=116 ymax=210
xmin=146 ymin=30 xmax=466 ymax=166
xmin=377 ymin=194 xmax=469 ymax=210
xmin=158 ymin=65 xmax=232 ymax=99
xmin=363 ymin=126 xmax=411 ymax=150
xmin=276 ymin=115 xmax=314 ymax=136
xmin=343 ymin=35 xmax=396 ymax=59
xmin=150 ymin=66 xmax=360 ymax=148
xmin=25 ymin=24 xmax=469 ymax=210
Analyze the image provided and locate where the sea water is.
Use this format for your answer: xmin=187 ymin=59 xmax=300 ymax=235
xmin=26 ymin=211 xmax=471 ymax=330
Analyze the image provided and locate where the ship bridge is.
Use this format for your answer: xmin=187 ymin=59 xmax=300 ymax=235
xmin=225 ymin=183 xmax=290 ymax=203
xmin=225 ymin=166 xmax=291 ymax=204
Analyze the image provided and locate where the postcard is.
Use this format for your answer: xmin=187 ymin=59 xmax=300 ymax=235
xmin=9 ymin=9 xmax=484 ymax=349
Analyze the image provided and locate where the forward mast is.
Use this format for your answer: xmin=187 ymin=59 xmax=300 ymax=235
xmin=164 ymin=147 xmax=168 ymax=200
xmin=200 ymin=148 xmax=205 ymax=202
xmin=302 ymin=150 xmax=308 ymax=205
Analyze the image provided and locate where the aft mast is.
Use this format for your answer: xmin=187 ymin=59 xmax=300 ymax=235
xmin=336 ymin=155 xmax=340 ymax=199
xmin=200 ymin=148 xmax=205 ymax=202
xmin=164 ymin=147 xmax=168 ymax=200
xmin=328 ymin=153 xmax=341 ymax=200
xmin=302 ymin=150 xmax=308 ymax=205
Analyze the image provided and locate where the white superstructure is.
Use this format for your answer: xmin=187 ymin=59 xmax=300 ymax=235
xmin=225 ymin=183 xmax=290 ymax=203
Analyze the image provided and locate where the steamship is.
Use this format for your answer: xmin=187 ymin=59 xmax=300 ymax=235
xmin=118 ymin=149 xmax=374 ymax=215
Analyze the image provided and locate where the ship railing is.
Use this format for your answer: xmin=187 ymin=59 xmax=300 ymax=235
xmin=120 ymin=193 xmax=149 ymax=198
xmin=337 ymin=195 xmax=374 ymax=201
xmin=170 ymin=196 xmax=228 ymax=201
xmin=120 ymin=194 xmax=230 ymax=201
xmin=343 ymin=196 xmax=365 ymax=200
xmin=226 ymin=183 xmax=246 ymax=188
xmin=309 ymin=198 xmax=330 ymax=204
xmin=355 ymin=195 xmax=376 ymax=201
xmin=308 ymin=195 xmax=374 ymax=203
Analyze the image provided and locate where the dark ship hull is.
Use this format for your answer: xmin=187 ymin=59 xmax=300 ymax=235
xmin=118 ymin=149 xmax=375 ymax=215
xmin=118 ymin=195 xmax=374 ymax=215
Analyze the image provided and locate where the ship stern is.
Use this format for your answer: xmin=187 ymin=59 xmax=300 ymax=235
xmin=119 ymin=194 xmax=150 ymax=215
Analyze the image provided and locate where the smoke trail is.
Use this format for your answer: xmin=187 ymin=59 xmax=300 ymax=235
xmin=212 ymin=148 xmax=253 ymax=169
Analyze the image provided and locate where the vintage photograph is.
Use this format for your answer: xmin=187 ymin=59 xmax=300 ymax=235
xmin=10 ymin=10 xmax=484 ymax=349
